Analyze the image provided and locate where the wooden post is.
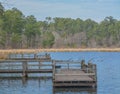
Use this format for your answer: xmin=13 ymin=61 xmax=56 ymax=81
xmin=39 ymin=62 xmax=41 ymax=69
xmin=68 ymin=63 xmax=69 ymax=69
xmin=21 ymin=54 xmax=24 ymax=58
xmin=52 ymin=60 xmax=55 ymax=80
xmin=92 ymin=64 xmax=97 ymax=88
xmin=88 ymin=63 xmax=92 ymax=73
xmin=94 ymin=64 xmax=97 ymax=83
xmin=22 ymin=61 xmax=28 ymax=77
xmin=34 ymin=53 xmax=37 ymax=59
xmin=81 ymin=60 xmax=85 ymax=70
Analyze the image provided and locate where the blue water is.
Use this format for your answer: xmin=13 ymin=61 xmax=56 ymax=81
xmin=0 ymin=52 xmax=120 ymax=94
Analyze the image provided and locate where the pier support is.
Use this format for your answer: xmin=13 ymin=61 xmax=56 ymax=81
xmin=39 ymin=62 xmax=41 ymax=69
xmin=52 ymin=60 xmax=55 ymax=80
xmin=67 ymin=63 xmax=69 ymax=69
xmin=22 ymin=61 xmax=28 ymax=77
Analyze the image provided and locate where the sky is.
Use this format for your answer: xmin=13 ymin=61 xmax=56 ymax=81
xmin=0 ymin=0 xmax=120 ymax=22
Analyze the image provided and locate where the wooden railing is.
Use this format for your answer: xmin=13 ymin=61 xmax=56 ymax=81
xmin=81 ymin=60 xmax=97 ymax=81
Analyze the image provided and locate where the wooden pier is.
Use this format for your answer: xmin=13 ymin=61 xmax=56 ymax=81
xmin=0 ymin=53 xmax=97 ymax=88
xmin=53 ymin=60 xmax=97 ymax=88
xmin=0 ymin=53 xmax=52 ymax=77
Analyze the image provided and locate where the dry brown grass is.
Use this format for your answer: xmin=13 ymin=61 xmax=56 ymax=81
xmin=0 ymin=48 xmax=120 ymax=59
xmin=0 ymin=48 xmax=120 ymax=53
xmin=0 ymin=53 xmax=8 ymax=59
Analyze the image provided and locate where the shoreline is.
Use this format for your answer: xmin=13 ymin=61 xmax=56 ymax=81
xmin=0 ymin=48 xmax=120 ymax=54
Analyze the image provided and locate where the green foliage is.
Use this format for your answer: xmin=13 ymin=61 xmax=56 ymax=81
xmin=0 ymin=2 xmax=4 ymax=16
xmin=0 ymin=3 xmax=120 ymax=48
xmin=24 ymin=15 xmax=41 ymax=48
xmin=0 ymin=30 xmax=6 ymax=47
xmin=24 ymin=15 xmax=40 ymax=36
xmin=42 ymin=32 xmax=55 ymax=48
xmin=3 ymin=8 xmax=24 ymax=34
xmin=11 ymin=33 xmax=22 ymax=48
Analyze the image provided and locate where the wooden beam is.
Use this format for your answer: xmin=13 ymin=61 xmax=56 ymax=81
xmin=55 ymin=73 xmax=95 ymax=76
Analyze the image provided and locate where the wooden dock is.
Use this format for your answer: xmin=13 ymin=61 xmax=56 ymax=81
xmin=0 ymin=53 xmax=97 ymax=88
xmin=0 ymin=53 xmax=52 ymax=77
xmin=53 ymin=60 xmax=97 ymax=88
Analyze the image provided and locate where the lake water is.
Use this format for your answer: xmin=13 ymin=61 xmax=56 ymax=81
xmin=0 ymin=52 xmax=120 ymax=94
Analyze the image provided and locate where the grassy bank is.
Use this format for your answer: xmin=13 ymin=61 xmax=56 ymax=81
xmin=0 ymin=48 xmax=120 ymax=54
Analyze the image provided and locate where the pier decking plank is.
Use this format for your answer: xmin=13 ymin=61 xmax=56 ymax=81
xmin=0 ymin=69 xmax=52 ymax=73
xmin=54 ymin=70 xmax=94 ymax=81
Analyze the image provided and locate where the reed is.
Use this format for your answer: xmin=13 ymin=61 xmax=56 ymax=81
xmin=0 ymin=48 xmax=120 ymax=54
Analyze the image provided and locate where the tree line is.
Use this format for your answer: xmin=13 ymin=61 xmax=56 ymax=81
xmin=0 ymin=3 xmax=120 ymax=49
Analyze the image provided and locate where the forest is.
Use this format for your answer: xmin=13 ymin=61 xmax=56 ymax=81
xmin=0 ymin=3 xmax=120 ymax=49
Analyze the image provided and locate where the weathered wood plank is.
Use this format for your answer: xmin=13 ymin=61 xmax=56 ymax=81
xmin=53 ymin=83 xmax=96 ymax=87
xmin=0 ymin=59 xmax=52 ymax=62
xmin=55 ymin=73 xmax=95 ymax=76
xmin=0 ymin=69 xmax=52 ymax=73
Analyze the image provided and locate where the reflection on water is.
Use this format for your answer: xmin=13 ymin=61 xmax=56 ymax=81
xmin=53 ymin=87 xmax=97 ymax=94
xmin=0 ymin=77 xmax=96 ymax=94
xmin=0 ymin=77 xmax=52 ymax=94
